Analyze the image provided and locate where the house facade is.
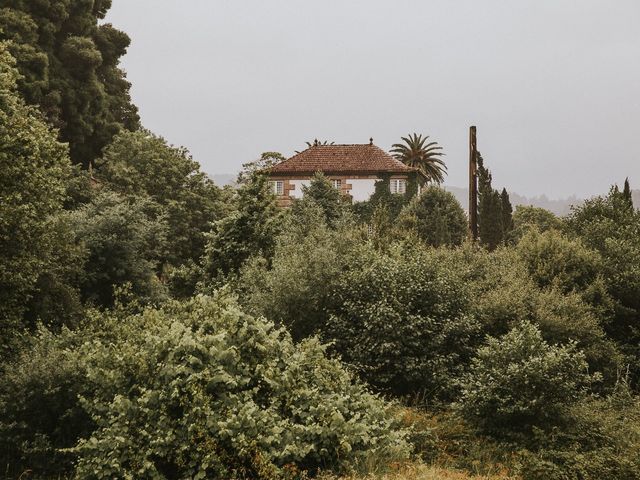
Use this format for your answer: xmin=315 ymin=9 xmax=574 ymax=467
xmin=267 ymin=140 xmax=420 ymax=207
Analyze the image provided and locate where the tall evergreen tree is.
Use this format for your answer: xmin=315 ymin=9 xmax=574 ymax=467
xmin=298 ymin=172 xmax=345 ymax=227
xmin=0 ymin=0 xmax=139 ymax=167
xmin=203 ymin=174 xmax=280 ymax=281
xmin=501 ymin=188 xmax=514 ymax=237
xmin=623 ymin=177 xmax=634 ymax=209
xmin=477 ymin=153 xmax=504 ymax=250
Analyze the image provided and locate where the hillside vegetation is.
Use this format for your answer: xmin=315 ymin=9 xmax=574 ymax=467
xmin=2 ymin=4 xmax=640 ymax=479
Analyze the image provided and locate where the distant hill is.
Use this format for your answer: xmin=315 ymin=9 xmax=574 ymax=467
xmin=209 ymin=173 xmax=237 ymax=187
xmin=444 ymin=186 xmax=582 ymax=216
xmin=445 ymin=186 xmax=640 ymax=217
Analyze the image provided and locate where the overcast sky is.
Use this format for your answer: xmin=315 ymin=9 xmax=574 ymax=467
xmin=106 ymin=1 xmax=640 ymax=198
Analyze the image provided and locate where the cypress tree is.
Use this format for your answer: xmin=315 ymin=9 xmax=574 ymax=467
xmin=477 ymin=153 xmax=504 ymax=250
xmin=501 ymin=188 xmax=514 ymax=238
xmin=623 ymin=177 xmax=633 ymax=209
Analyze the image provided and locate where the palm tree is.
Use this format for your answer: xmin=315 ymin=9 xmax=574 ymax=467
xmin=390 ymin=133 xmax=447 ymax=184
xmin=294 ymin=139 xmax=335 ymax=154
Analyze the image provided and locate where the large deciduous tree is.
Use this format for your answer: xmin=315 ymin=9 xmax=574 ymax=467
xmin=97 ymin=130 xmax=229 ymax=267
xmin=203 ymin=174 xmax=280 ymax=281
xmin=0 ymin=45 xmax=72 ymax=349
xmin=398 ymin=186 xmax=467 ymax=247
xmin=0 ymin=0 xmax=139 ymax=167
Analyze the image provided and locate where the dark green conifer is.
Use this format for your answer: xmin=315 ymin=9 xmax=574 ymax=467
xmin=623 ymin=177 xmax=633 ymax=209
xmin=501 ymin=188 xmax=514 ymax=238
xmin=0 ymin=1 xmax=139 ymax=167
xmin=477 ymin=153 xmax=504 ymax=250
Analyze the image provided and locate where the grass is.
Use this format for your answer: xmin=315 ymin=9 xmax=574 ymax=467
xmin=319 ymin=462 xmax=516 ymax=480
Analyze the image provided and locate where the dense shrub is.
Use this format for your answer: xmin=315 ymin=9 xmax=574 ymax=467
xmin=238 ymin=203 xmax=367 ymax=340
xmin=432 ymin=246 xmax=622 ymax=387
xmin=509 ymin=205 xmax=563 ymax=242
xmin=0 ymin=326 xmax=94 ymax=478
xmin=397 ymin=187 xmax=468 ymax=247
xmin=516 ymin=229 xmax=603 ymax=293
xmin=516 ymin=386 xmax=640 ymax=480
xmin=72 ymin=295 xmax=410 ymax=478
xmin=325 ymin=245 xmax=481 ymax=399
xmin=565 ymin=189 xmax=640 ymax=352
xmin=69 ymin=190 xmax=169 ymax=307
xmin=458 ymin=321 xmax=595 ymax=435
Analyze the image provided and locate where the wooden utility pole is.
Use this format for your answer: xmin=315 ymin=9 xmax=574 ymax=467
xmin=469 ymin=126 xmax=478 ymax=241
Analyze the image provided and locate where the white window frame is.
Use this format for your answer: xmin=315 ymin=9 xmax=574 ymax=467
xmin=390 ymin=178 xmax=406 ymax=195
xmin=332 ymin=179 xmax=342 ymax=190
xmin=271 ymin=180 xmax=284 ymax=195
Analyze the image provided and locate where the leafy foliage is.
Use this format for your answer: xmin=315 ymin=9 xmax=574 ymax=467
xmin=0 ymin=45 xmax=72 ymax=348
xmin=97 ymin=129 xmax=229 ymax=267
xmin=0 ymin=0 xmax=139 ymax=166
xmin=326 ymin=246 xmax=481 ymax=399
xmin=297 ymin=171 xmax=347 ymax=227
xmin=509 ymin=205 xmax=563 ymax=242
xmin=398 ymin=186 xmax=468 ymax=247
xmin=69 ymin=190 xmax=168 ymax=307
xmin=71 ymin=296 xmax=409 ymax=478
xmin=459 ymin=321 xmax=594 ymax=435
xmin=565 ymin=188 xmax=640 ymax=368
xmin=203 ymin=174 xmax=280 ymax=282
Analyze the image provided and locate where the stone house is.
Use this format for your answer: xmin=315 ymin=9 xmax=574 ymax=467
xmin=267 ymin=139 xmax=421 ymax=207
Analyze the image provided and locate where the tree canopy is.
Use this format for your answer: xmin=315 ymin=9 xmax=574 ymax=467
xmin=0 ymin=0 xmax=139 ymax=167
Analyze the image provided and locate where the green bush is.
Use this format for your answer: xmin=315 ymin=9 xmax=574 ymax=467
xmin=71 ymin=295 xmax=410 ymax=478
xmin=0 ymin=326 xmax=94 ymax=478
xmin=516 ymin=229 xmax=603 ymax=294
xmin=237 ymin=202 xmax=367 ymax=340
xmin=397 ymin=187 xmax=468 ymax=247
xmin=69 ymin=190 xmax=169 ymax=307
xmin=436 ymin=246 xmax=622 ymax=387
xmin=516 ymin=386 xmax=640 ymax=480
xmin=565 ymin=189 xmax=640 ymax=375
xmin=325 ymin=245 xmax=481 ymax=399
xmin=458 ymin=321 xmax=595 ymax=436
xmin=509 ymin=205 xmax=563 ymax=243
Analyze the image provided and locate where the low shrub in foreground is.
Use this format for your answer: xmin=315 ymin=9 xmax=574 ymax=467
xmin=458 ymin=321 xmax=595 ymax=436
xmin=1 ymin=295 xmax=410 ymax=479
xmin=73 ymin=295 xmax=410 ymax=478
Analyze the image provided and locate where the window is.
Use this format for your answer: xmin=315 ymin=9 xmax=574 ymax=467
xmin=271 ymin=180 xmax=284 ymax=195
xmin=332 ymin=179 xmax=342 ymax=190
xmin=390 ymin=178 xmax=406 ymax=194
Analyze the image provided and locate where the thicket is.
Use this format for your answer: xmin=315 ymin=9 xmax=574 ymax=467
xmin=3 ymin=12 xmax=640 ymax=477
xmin=1 ymin=295 xmax=411 ymax=479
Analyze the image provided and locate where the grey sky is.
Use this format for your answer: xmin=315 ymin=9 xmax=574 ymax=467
xmin=106 ymin=1 xmax=640 ymax=198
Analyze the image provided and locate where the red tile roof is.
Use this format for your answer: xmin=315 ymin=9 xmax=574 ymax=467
xmin=268 ymin=143 xmax=417 ymax=175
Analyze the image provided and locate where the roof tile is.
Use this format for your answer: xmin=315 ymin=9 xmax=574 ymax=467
xmin=269 ymin=143 xmax=416 ymax=175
